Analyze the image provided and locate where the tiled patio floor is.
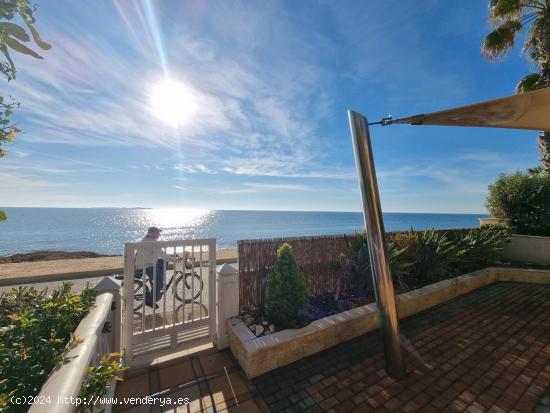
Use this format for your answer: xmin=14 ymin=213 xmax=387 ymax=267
xmin=253 ymin=282 xmax=550 ymax=413
xmin=115 ymin=282 xmax=550 ymax=412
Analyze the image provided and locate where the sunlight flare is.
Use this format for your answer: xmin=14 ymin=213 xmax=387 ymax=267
xmin=149 ymin=78 xmax=198 ymax=126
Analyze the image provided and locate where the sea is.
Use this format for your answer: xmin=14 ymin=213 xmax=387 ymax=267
xmin=0 ymin=208 xmax=489 ymax=256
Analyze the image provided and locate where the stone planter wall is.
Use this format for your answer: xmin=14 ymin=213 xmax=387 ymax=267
xmin=479 ymin=217 xmax=511 ymax=226
xmin=228 ymin=267 xmax=550 ymax=378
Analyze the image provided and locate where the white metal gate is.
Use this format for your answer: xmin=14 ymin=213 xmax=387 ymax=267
xmin=122 ymin=239 xmax=216 ymax=364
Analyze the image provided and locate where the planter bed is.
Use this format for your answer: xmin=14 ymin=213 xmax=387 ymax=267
xmin=238 ymin=293 xmax=371 ymax=338
xmin=228 ymin=267 xmax=550 ymax=378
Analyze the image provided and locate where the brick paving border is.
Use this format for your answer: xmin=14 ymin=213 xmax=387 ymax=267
xmin=251 ymin=282 xmax=550 ymax=413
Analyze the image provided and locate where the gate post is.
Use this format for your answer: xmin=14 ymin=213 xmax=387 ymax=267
xmin=216 ymin=263 xmax=239 ymax=349
xmin=122 ymin=244 xmax=135 ymax=365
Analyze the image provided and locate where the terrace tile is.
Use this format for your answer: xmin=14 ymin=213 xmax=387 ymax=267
xmin=158 ymin=359 xmax=195 ymax=390
xmin=115 ymin=371 xmax=151 ymax=399
xmin=114 ymin=348 xmax=262 ymax=412
xmin=253 ymin=282 xmax=550 ymax=412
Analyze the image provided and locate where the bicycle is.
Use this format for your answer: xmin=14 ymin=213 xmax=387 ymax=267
xmin=131 ymin=258 xmax=204 ymax=314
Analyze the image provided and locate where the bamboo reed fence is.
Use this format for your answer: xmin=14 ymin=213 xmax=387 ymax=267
xmin=237 ymin=229 xmax=473 ymax=311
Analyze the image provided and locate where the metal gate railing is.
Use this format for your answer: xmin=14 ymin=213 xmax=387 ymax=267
xmin=122 ymin=239 xmax=216 ymax=364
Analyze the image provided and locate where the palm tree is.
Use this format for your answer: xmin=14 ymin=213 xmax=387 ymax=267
xmin=481 ymin=0 xmax=550 ymax=172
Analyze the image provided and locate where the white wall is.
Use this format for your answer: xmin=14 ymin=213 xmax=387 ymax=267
xmin=503 ymin=235 xmax=550 ymax=265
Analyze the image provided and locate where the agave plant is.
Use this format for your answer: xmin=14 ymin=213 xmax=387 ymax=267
xmin=344 ymin=234 xmax=374 ymax=297
xmin=456 ymin=225 xmax=511 ymax=272
xmin=401 ymin=228 xmax=463 ymax=283
xmin=387 ymin=240 xmax=414 ymax=293
xmin=343 ymin=233 xmax=413 ymax=297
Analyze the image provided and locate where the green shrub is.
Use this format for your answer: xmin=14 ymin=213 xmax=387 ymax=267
xmin=486 ymin=170 xmax=550 ymax=236
xmin=0 ymin=282 xmax=97 ymax=413
xmin=78 ymin=353 xmax=127 ymax=412
xmin=265 ymin=243 xmax=308 ymax=327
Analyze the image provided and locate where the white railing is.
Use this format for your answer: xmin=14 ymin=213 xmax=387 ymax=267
xmin=29 ymin=277 xmax=122 ymax=413
xmin=122 ymin=239 xmax=216 ymax=364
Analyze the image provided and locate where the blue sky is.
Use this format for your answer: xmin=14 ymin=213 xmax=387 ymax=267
xmin=0 ymin=0 xmax=540 ymax=213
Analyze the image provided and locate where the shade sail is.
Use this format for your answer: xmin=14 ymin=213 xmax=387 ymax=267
xmin=392 ymin=87 xmax=550 ymax=131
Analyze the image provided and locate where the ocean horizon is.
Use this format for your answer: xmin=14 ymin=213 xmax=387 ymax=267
xmin=0 ymin=208 xmax=490 ymax=256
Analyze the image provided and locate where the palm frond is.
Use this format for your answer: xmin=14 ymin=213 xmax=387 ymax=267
xmin=516 ymin=73 xmax=541 ymax=93
xmin=489 ymin=0 xmax=522 ymax=21
xmin=522 ymin=22 xmax=538 ymax=55
xmin=525 ymin=17 xmax=549 ymax=62
xmin=481 ymin=20 xmax=523 ymax=61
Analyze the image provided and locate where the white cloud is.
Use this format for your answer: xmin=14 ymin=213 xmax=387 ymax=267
xmin=0 ymin=170 xmax=67 ymax=189
xmin=0 ymin=152 xmax=127 ymax=190
xmin=0 ymin=1 xmax=341 ymax=183
xmin=377 ymin=151 xmax=533 ymax=197
xmin=221 ymin=182 xmax=317 ymax=194
xmin=173 ymin=164 xmax=216 ymax=174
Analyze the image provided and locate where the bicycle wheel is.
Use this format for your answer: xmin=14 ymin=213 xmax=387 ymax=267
xmin=133 ymin=278 xmax=144 ymax=313
xmin=174 ymin=272 xmax=204 ymax=303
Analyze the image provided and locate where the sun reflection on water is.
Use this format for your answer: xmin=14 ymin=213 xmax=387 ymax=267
xmin=115 ymin=208 xmax=214 ymax=242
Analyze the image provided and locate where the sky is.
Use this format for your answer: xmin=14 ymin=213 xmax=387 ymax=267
xmin=0 ymin=0 xmax=541 ymax=213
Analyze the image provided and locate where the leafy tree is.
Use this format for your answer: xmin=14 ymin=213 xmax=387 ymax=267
xmin=481 ymin=0 xmax=550 ymax=172
xmin=486 ymin=169 xmax=550 ymax=235
xmin=264 ymin=243 xmax=308 ymax=327
xmin=0 ymin=0 xmax=50 ymax=220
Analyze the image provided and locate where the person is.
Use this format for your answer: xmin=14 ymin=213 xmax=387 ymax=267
xmin=134 ymin=227 xmax=185 ymax=308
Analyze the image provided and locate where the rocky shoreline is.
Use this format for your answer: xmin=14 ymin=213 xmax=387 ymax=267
xmin=0 ymin=250 xmax=116 ymax=264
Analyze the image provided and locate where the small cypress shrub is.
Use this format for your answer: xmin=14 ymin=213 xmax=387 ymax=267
xmin=264 ymin=243 xmax=308 ymax=327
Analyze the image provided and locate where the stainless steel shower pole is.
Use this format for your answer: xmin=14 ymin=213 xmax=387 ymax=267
xmin=348 ymin=110 xmax=406 ymax=378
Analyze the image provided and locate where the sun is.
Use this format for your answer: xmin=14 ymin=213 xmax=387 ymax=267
xmin=149 ymin=78 xmax=198 ymax=126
